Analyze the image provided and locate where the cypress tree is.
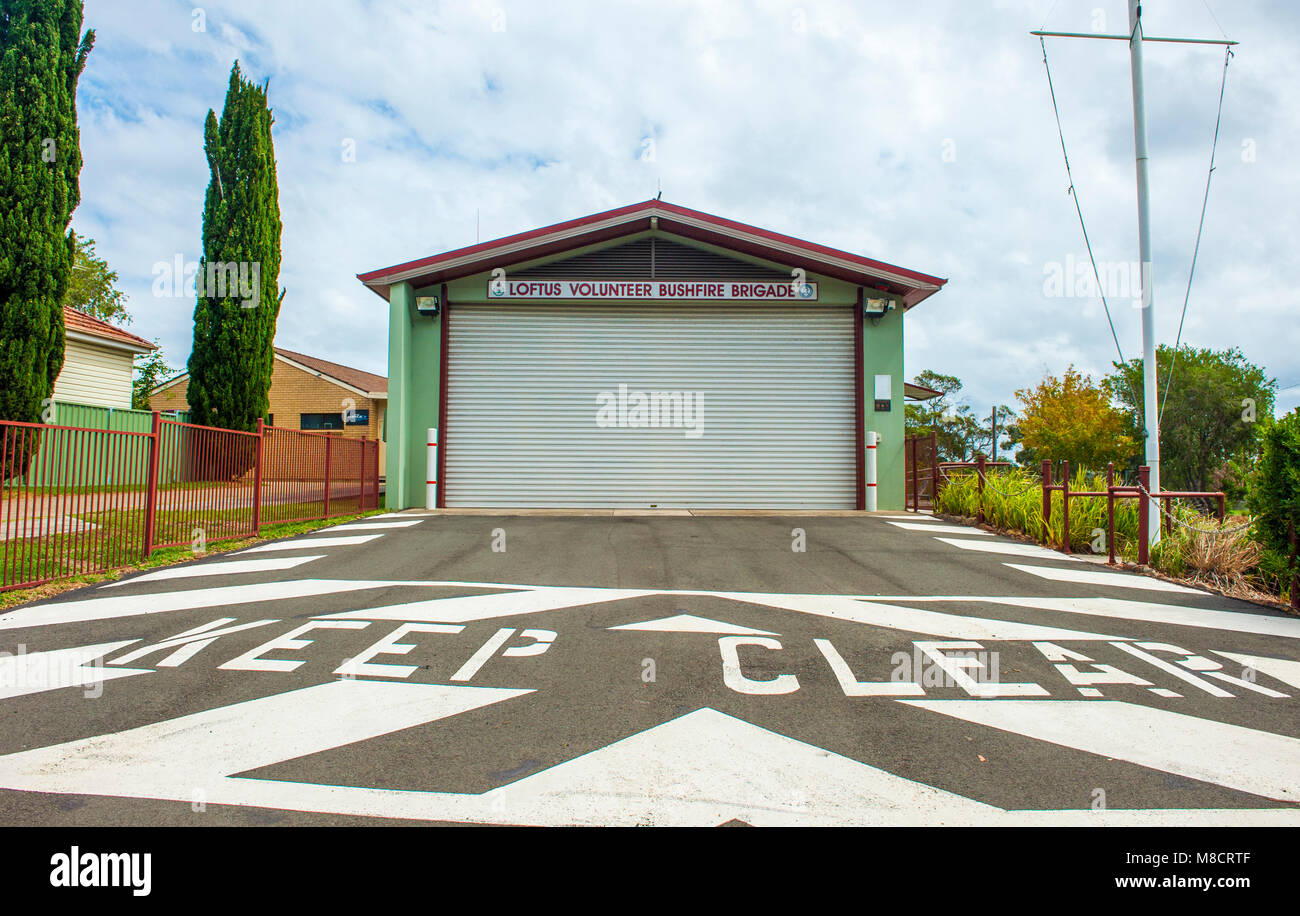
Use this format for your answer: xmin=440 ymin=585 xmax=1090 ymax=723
xmin=0 ymin=1 xmax=94 ymax=429
xmin=186 ymin=61 xmax=283 ymax=435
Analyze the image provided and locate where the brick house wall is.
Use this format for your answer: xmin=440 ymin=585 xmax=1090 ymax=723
xmin=150 ymin=357 xmax=387 ymax=471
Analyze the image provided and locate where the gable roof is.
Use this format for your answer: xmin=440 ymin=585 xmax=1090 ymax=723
xmin=63 ymin=307 xmax=156 ymax=353
xmin=273 ymin=347 xmax=387 ymax=397
xmin=358 ymin=199 xmax=947 ymax=308
xmin=150 ymin=347 xmax=387 ymax=399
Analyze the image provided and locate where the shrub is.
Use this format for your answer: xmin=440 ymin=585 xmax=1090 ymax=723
xmin=935 ymin=466 xmax=1271 ymax=591
xmin=1248 ymin=411 xmax=1300 ymax=608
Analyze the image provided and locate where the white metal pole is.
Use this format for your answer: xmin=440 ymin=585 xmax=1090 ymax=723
xmin=426 ymin=427 xmax=438 ymax=510
xmin=1129 ymin=0 xmax=1161 ymax=544
xmin=866 ymin=431 xmax=878 ymax=511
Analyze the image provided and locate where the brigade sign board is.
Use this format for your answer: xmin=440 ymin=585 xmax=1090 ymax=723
xmin=487 ymin=278 xmax=819 ymax=301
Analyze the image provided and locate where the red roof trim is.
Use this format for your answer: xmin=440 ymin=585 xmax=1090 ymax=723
xmin=357 ymin=200 xmax=947 ymax=296
xmin=357 ymin=200 xmax=656 ymax=283
xmin=62 ymin=307 xmax=156 ymax=351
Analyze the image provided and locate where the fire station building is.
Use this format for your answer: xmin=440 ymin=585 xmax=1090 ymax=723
xmin=359 ymin=200 xmax=945 ymax=511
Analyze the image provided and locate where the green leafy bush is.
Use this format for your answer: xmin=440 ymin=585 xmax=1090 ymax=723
xmin=1248 ymin=411 xmax=1300 ymax=607
xmin=934 ymin=467 xmax=1261 ymax=586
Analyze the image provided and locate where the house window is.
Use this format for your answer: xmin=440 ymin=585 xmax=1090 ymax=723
xmin=300 ymin=412 xmax=344 ymax=431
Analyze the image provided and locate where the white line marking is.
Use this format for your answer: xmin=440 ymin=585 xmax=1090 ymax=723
xmin=609 ymin=614 xmax=777 ymax=636
xmin=0 ymin=641 xmax=150 ymax=698
xmin=1149 ymin=688 xmax=1183 ymax=698
xmin=0 ymin=680 xmax=530 ymax=804
xmin=0 ymin=695 xmax=1292 ymax=826
xmin=705 ymin=592 xmax=1123 ymax=641
xmin=1109 ymin=642 xmax=1234 ymax=697
xmin=1003 ymin=563 xmax=1205 ymax=594
xmin=102 ymin=555 xmax=325 ymax=586
xmin=1214 ymin=651 xmax=1300 ymax=691
xmin=1204 ymin=671 xmax=1288 ymax=698
xmin=317 ymin=586 xmax=661 ymax=624
xmin=0 ymin=579 xmax=440 ymax=631
xmin=968 ymin=596 xmax=1300 ymax=640
xmin=887 ymin=522 xmax=994 ymax=535
xmin=814 ymin=639 xmax=924 ymax=696
xmin=319 ymin=582 xmax=1123 ymax=641
xmin=902 ymin=699 xmax=1300 ymax=803
xmin=450 ymin=628 xmax=515 ymax=681
xmin=934 ymin=537 xmax=1079 ymax=561
xmin=239 ymin=535 xmax=382 ymax=553
xmin=326 ymin=521 xmax=423 ymax=531
xmin=108 ymin=619 xmax=281 ymax=668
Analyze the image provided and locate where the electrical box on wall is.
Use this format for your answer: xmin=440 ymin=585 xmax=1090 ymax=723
xmin=873 ymin=374 xmax=892 ymax=412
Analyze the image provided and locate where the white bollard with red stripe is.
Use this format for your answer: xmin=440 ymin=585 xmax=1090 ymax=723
xmin=426 ymin=427 xmax=438 ymax=510
xmin=865 ymin=430 xmax=878 ymax=511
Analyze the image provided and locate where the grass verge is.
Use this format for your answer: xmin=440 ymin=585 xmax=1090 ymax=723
xmin=933 ymin=467 xmax=1293 ymax=612
xmin=0 ymin=509 xmax=385 ymax=611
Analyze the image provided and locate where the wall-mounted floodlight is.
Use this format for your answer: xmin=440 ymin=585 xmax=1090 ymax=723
xmin=415 ymin=295 xmax=440 ymax=317
xmin=863 ymin=298 xmax=896 ymax=322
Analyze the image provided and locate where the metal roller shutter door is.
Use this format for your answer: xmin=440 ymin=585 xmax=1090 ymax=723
xmin=444 ymin=303 xmax=856 ymax=508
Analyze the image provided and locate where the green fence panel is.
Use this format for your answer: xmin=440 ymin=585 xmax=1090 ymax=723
xmin=25 ymin=402 xmax=188 ymax=489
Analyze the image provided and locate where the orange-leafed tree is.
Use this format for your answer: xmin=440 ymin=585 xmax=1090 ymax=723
xmin=1014 ymin=366 xmax=1137 ymax=471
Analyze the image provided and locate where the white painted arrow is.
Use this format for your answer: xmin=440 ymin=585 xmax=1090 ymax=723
xmin=0 ymin=693 xmax=1293 ymax=826
xmin=0 ymin=680 xmax=530 ymax=801
xmin=609 ymin=614 xmax=777 ymax=636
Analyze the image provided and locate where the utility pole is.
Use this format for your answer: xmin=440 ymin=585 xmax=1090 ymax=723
xmin=991 ymin=406 xmax=998 ymax=463
xmin=1031 ymin=3 xmax=1236 ymax=546
xmin=1128 ymin=0 xmax=1161 ymax=546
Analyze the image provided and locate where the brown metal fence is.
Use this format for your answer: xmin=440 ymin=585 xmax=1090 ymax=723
xmin=1 ymin=413 xmax=381 ymax=591
xmin=903 ymin=440 xmax=1230 ymax=567
xmin=0 ymin=421 xmax=151 ymax=589
xmin=152 ymin=418 xmax=260 ymax=549
xmin=905 ymin=432 xmax=938 ymax=510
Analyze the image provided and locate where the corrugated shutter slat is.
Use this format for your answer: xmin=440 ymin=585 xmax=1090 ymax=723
xmin=445 ymin=303 xmax=855 ymax=508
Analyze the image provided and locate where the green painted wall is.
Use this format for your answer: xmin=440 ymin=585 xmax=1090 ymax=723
xmin=385 ymin=282 xmax=411 ymax=507
xmin=386 ymin=280 xmax=446 ymax=509
xmin=862 ymin=302 xmax=906 ymax=510
xmin=388 ymin=232 xmax=911 ymax=510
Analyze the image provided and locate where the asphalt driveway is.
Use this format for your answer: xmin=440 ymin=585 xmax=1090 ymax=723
xmin=0 ymin=510 xmax=1296 ymax=827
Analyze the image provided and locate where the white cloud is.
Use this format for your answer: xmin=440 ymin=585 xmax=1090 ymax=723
xmin=74 ymin=0 xmax=1298 ymax=413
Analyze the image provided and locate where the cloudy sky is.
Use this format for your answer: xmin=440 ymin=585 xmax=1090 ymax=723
xmin=74 ymin=0 xmax=1298 ymax=416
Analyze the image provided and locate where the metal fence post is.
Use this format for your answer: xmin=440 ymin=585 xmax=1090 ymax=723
xmin=142 ymin=411 xmax=162 ymax=557
xmin=1138 ymin=465 xmax=1150 ymax=565
xmin=371 ymin=439 xmax=379 ymax=509
xmin=976 ymin=454 xmax=986 ymax=524
xmin=253 ymin=418 xmax=264 ymax=534
xmin=1061 ymin=459 xmax=1071 ymax=553
xmin=1041 ymin=458 xmax=1052 ymax=543
xmin=1106 ymin=462 xmax=1116 ymax=565
xmin=360 ymin=438 xmax=369 ymax=510
xmin=323 ymin=434 xmax=333 ymax=519
xmin=929 ymin=431 xmax=938 ymax=506
xmin=909 ymin=436 xmax=918 ymax=511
